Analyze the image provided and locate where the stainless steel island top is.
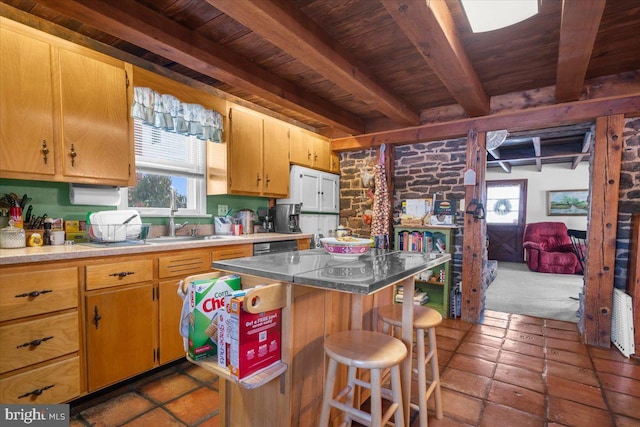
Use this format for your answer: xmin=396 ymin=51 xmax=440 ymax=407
xmin=212 ymin=248 xmax=451 ymax=295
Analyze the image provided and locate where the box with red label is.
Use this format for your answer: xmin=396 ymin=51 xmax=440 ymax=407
xmin=228 ymin=295 xmax=282 ymax=380
xmin=187 ymin=274 xmax=241 ymax=361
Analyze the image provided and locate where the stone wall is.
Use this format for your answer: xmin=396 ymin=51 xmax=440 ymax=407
xmin=615 ymin=117 xmax=640 ymax=289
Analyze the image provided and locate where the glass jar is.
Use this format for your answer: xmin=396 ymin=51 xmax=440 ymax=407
xmin=0 ymin=224 xmax=26 ymax=249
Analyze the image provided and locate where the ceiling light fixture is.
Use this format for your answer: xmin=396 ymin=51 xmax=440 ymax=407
xmin=461 ymin=0 xmax=540 ymax=33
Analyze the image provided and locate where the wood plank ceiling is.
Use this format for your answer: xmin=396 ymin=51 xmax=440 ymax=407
xmin=2 ymin=0 xmax=639 ymax=170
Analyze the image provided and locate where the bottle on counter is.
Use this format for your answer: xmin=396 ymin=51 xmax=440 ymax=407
xmin=9 ymin=206 xmax=23 ymax=228
xmin=43 ymin=219 xmax=53 ymax=245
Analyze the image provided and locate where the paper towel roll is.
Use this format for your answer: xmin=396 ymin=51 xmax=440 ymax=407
xmin=69 ymin=184 xmax=121 ymax=206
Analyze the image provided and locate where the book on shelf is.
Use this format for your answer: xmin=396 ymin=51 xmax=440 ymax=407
xmin=395 ymin=289 xmax=429 ymax=304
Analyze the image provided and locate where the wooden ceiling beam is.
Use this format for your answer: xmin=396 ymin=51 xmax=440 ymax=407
xmin=571 ymin=131 xmax=593 ymax=169
xmin=31 ymin=0 xmax=365 ymax=134
xmin=207 ymin=0 xmax=420 ymax=127
xmin=487 ymin=152 xmax=591 ymax=164
xmin=331 ymin=93 xmax=640 ymax=151
xmin=532 ymin=137 xmax=542 ymax=171
xmin=555 ymin=0 xmax=607 ymax=102
xmin=383 ymin=0 xmax=489 ymax=117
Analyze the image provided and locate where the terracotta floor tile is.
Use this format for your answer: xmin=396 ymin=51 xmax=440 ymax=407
xmin=546 ymin=360 xmax=599 ymax=387
xmin=184 ymin=365 xmax=221 ymax=385
xmin=479 ymin=402 xmax=544 ymax=427
xmin=437 ymin=326 xmax=469 ymax=341
xmin=613 ymin=414 xmax=640 ymax=427
xmin=505 ymin=330 xmax=545 ymax=347
xmin=447 ymin=353 xmax=496 ymax=378
xmin=139 ymin=373 xmax=201 ymax=403
xmin=465 ymin=332 xmax=503 ymax=348
xmin=457 ymin=341 xmax=501 ymax=362
xmin=545 ymin=336 xmax=589 ymax=354
xmin=122 ymin=408 xmax=185 ymax=426
xmin=487 ymin=381 xmax=545 ymax=417
xmin=501 ymin=339 xmax=545 ymax=358
xmin=545 ymin=318 xmax=579 ymax=331
xmin=471 ymin=324 xmax=507 ymax=338
xmin=598 ymin=371 xmax=640 ymax=398
xmin=440 ymin=318 xmax=473 ymax=331
xmin=546 ymin=347 xmax=593 ymax=368
xmin=478 ymin=316 xmax=509 ymax=329
xmin=164 ymin=387 xmax=220 ymax=425
xmin=547 ymin=396 xmax=614 ymax=427
xmin=510 ymin=314 xmax=544 ymax=325
xmin=546 ymin=375 xmax=607 ymax=409
xmin=412 ymin=415 xmax=469 ymax=427
xmin=437 ymin=335 xmax=463 ymax=352
xmin=592 ymin=357 xmax=640 ymax=380
xmin=435 ymin=388 xmax=483 ymax=425
xmin=545 ymin=328 xmax=581 ymax=342
xmin=484 ymin=310 xmax=511 ymax=320
xmin=497 ymin=350 xmax=544 ymax=373
xmin=493 ymin=364 xmax=544 ymax=393
xmin=440 ymin=367 xmax=492 ymax=399
xmin=589 ymin=346 xmax=634 ymax=363
xmin=604 ymin=389 xmax=640 ymax=419
xmin=80 ymin=392 xmax=155 ymax=426
xmin=196 ymin=414 xmax=221 ymax=427
xmin=69 ymin=420 xmax=86 ymax=427
xmin=438 ymin=348 xmax=454 ymax=367
xmin=508 ymin=322 xmax=544 ymax=336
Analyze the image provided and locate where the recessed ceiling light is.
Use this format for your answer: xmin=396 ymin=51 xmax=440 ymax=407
xmin=461 ymin=0 xmax=540 ymax=33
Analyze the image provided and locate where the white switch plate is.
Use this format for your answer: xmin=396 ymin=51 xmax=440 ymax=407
xmin=217 ymin=205 xmax=228 ymax=216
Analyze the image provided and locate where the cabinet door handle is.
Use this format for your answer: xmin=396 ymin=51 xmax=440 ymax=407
xmin=70 ymin=144 xmax=77 ymax=166
xmin=307 ymin=150 xmax=311 ymax=160
xmin=93 ymin=306 xmax=102 ymax=329
xmin=256 ymin=173 xmax=262 ymax=184
xmin=109 ymin=271 xmax=134 ymax=278
xmin=17 ymin=336 xmax=54 ymax=349
xmin=314 ymin=153 xmax=318 ymax=160
xmin=41 ymin=140 xmax=49 ymax=164
xmin=18 ymin=384 xmax=54 ymax=399
xmin=15 ymin=290 xmax=52 ymax=298
xmin=265 ymin=174 xmax=271 ymax=186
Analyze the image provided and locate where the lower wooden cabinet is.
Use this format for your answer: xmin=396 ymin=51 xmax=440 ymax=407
xmin=85 ymin=284 xmax=156 ymax=391
xmin=0 ymin=357 xmax=80 ymax=404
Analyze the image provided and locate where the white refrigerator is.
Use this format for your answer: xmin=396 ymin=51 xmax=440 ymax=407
xmin=277 ymin=165 xmax=340 ymax=241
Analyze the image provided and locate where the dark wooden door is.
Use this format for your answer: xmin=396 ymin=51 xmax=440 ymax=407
xmin=486 ymin=179 xmax=527 ymax=262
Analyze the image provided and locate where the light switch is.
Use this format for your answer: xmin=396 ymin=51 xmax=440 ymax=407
xmin=218 ymin=205 xmax=228 ymax=216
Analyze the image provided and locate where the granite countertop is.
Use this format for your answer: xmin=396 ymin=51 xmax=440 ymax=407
xmin=213 ymin=248 xmax=452 ymax=295
xmin=0 ymin=233 xmax=312 ymax=266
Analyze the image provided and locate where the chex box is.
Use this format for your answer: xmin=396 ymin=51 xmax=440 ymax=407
xmin=188 ymin=274 xmax=241 ymax=361
xmin=228 ymin=295 xmax=282 ymax=380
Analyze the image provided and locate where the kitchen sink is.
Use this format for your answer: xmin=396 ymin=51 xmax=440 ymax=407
xmin=147 ymin=235 xmax=238 ymax=244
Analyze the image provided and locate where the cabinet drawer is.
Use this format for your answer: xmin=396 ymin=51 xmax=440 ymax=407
xmin=0 ymin=356 xmax=80 ymax=404
xmin=159 ymin=252 xmax=210 ymax=279
xmin=0 ymin=312 xmax=79 ymax=374
xmin=0 ymin=267 xmax=78 ymax=322
xmin=86 ymin=259 xmax=153 ymax=290
xmin=212 ymin=244 xmax=253 ymax=261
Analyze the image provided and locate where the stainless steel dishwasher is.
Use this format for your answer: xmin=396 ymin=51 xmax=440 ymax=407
xmin=253 ymin=239 xmax=298 ymax=256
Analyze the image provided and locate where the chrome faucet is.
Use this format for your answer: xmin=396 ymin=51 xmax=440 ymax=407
xmin=168 ymin=187 xmax=187 ymax=237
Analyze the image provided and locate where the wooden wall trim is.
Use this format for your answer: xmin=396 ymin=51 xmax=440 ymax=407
xmin=583 ymin=114 xmax=624 ymax=347
xmin=461 ymin=130 xmax=487 ymax=322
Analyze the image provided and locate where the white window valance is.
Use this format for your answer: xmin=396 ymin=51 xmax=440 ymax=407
xmin=131 ymin=87 xmax=223 ymax=142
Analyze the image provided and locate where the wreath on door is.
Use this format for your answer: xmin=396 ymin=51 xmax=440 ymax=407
xmin=493 ymin=198 xmax=512 ymax=215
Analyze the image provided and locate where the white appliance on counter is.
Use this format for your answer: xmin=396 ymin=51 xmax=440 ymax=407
xmin=277 ymin=165 xmax=340 ymax=238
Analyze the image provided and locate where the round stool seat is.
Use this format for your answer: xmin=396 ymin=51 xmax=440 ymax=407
xmin=378 ymin=304 xmax=442 ymax=330
xmin=324 ymin=330 xmax=407 ymax=369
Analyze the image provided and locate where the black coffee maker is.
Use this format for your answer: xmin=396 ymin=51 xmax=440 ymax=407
xmin=257 ymin=207 xmax=276 ymax=233
xmin=275 ymin=204 xmax=301 ymax=233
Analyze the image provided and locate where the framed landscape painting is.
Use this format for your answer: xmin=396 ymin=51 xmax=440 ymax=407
xmin=547 ymin=189 xmax=589 ymax=216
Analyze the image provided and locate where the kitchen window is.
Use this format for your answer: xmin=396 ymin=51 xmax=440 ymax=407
xmin=119 ymin=118 xmax=207 ymax=217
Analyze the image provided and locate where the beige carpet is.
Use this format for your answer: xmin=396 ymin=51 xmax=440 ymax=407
xmin=484 ymin=261 xmax=583 ymax=322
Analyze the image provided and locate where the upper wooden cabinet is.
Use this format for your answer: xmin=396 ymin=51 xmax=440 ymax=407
xmin=224 ymin=108 xmax=289 ymax=197
xmin=290 ymin=127 xmax=334 ymax=172
xmin=0 ymin=18 xmax=133 ymax=186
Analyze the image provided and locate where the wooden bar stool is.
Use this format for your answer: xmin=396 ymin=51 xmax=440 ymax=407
xmin=378 ymin=304 xmax=443 ymax=427
xmin=319 ymin=330 xmax=407 ymax=427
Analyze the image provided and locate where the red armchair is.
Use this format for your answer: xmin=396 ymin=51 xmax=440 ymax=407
xmin=523 ymin=222 xmax=582 ymax=274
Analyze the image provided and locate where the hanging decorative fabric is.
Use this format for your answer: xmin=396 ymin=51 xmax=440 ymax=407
xmin=371 ymin=144 xmax=391 ymax=249
xmin=131 ymin=87 xmax=223 ymax=142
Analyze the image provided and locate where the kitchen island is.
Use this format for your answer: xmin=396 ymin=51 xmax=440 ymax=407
xmin=199 ymin=248 xmax=451 ymax=426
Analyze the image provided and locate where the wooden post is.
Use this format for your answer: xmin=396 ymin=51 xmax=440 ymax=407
xmin=461 ymin=129 xmax=486 ymax=323
xmin=583 ymin=114 xmax=624 ymax=347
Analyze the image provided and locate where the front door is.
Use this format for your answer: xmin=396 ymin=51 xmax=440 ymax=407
xmin=486 ymin=179 xmax=527 ymax=262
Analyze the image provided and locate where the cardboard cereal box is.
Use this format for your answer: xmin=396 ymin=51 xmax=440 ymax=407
xmin=188 ymin=274 xmax=241 ymax=361
xmin=228 ymin=295 xmax=282 ymax=380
